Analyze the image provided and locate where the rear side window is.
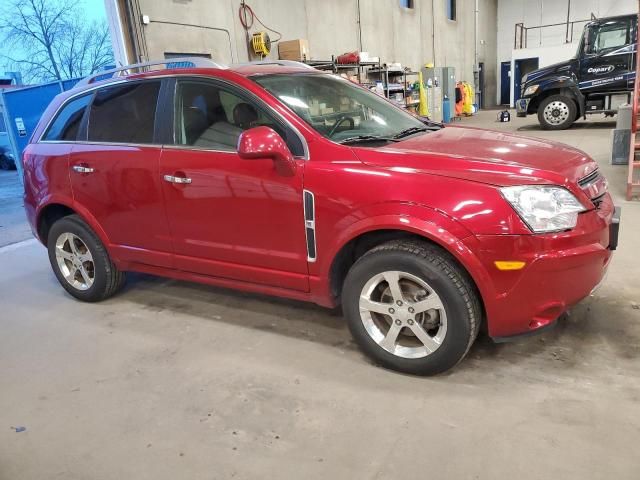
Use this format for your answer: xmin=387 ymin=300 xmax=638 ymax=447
xmin=88 ymin=81 xmax=161 ymax=144
xmin=43 ymin=94 xmax=91 ymax=141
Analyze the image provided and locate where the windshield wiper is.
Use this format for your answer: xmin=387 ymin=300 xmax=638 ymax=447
xmin=338 ymin=135 xmax=400 ymax=145
xmin=392 ymin=126 xmax=430 ymax=139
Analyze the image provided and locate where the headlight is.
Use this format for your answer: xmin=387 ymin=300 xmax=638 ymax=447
xmin=501 ymin=185 xmax=586 ymax=233
xmin=523 ymin=84 xmax=539 ymax=96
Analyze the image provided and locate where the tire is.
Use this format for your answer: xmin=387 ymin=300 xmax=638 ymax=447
xmin=0 ymin=155 xmax=14 ymax=170
xmin=537 ymin=94 xmax=577 ymax=130
xmin=342 ymin=240 xmax=481 ymax=375
xmin=47 ymin=214 xmax=125 ymax=302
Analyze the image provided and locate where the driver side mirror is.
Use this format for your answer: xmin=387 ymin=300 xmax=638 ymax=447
xmin=237 ymin=126 xmax=297 ymax=177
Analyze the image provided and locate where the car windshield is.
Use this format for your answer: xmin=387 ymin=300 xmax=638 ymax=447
xmin=253 ymin=73 xmax=433 ymax=143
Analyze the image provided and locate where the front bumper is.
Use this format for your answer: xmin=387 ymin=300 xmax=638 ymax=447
xmin=465 ymin=194 xmax=619 ymax=339
xmin=516 ymin=98 xmax=530 ymax=117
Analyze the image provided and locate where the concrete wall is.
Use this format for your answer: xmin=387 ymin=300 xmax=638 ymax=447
xmin=107 ymin=0 xmax=498 ymax=107
xmin=497 ymin=0 xmax=638 ymax=106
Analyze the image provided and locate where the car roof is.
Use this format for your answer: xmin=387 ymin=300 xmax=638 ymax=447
xmin=229 ymin=64 xmax=320 ymax=76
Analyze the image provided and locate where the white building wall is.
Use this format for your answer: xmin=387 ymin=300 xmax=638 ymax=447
xmin=106 ymin=0 xmax=499 ymax=107
xmin=497 ymin=0 xmax=639 ymax=105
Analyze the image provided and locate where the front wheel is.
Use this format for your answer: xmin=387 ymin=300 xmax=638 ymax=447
xmin=47 ymin=215 xmax=126 ymax=302
xmin=537 ymin=94 xmax=577 ymax=130
xmin=341 ymin=240 xmax=481 ymax=375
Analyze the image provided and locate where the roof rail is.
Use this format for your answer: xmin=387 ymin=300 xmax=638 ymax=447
xmin=76 ymin=57 xmax=227 ymax=86
xmin=232 ymin=60 xmax=316 ymax=70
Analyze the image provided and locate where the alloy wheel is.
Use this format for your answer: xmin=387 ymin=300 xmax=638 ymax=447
xmin=54 ymin=232 xmax=95 ymax=291
xmin=359 ymin=271 xmax=447 ymax=359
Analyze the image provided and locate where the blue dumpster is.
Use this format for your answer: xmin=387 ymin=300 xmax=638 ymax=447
xmin=0 ymin=78 xmax=80 ymax=184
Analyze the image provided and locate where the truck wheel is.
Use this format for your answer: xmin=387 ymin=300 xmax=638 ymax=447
xmin=47 ymin=214 xmax=126 ymax=302
xmin=341 ymin=240 xmax=481 ymax=376
xmin=538 ymin=94 xmax=577 ymax=130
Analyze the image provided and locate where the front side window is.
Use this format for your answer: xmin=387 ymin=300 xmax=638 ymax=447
xmin=173 ymin=80 xmax=303 ymax=155
xmin=43 ymin=94 xmax=91 ymax=141
xmin=88 ymin=81 xmax=161 ymax=144
xmin=585 ymin=21 xmax=629 ymax=55
xmin=254 ymin=73 xmax=429 ymax=143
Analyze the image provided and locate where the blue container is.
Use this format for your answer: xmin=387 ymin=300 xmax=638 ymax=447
xmin=442 ymin=96 xmax=452 ymax=123
xmin=1 ymin=78 xmax=80 ymax=183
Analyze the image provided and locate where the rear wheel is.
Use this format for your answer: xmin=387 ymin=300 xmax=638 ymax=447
xmin=342 ymin=240 xmax=481 ymax=375
xmin=47 ymin=215 xmax=125 ymax=302
xmin=538 ymin=94 xmax=577 ymax=130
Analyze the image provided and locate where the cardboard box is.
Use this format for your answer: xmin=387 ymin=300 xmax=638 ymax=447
xmin=278 ymin=39 xmax=309 ymax=61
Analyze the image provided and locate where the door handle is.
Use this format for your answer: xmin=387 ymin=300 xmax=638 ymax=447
xmin=163 ymin=174 xmax=192 ymax=184
xmin=72 ymin=165 xmax=94 ymax=174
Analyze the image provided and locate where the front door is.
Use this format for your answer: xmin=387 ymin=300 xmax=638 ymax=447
xmin=579 ymin=18 xmax=634 ymax=93
xmin=69 ymin=80 xmax=173 ymax=267
xmin=159 ymin=78 xmax=309 ymax=291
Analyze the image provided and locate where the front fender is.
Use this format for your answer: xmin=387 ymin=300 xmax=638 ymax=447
xmin=309 ymin=202 xmax=495 ymax=311
xmin=527 ymin=77 xmax=584 ymax=115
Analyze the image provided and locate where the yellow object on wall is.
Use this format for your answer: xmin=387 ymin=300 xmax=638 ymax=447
xmin=251 ymin=32 xmax=270 ymax=57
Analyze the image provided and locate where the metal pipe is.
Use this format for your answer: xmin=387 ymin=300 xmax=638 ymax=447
xmin=147 ymin=19 xmax=236 ymax=63
xmin=565 ymin=0 xmax=571 ymax=43
xmin=474 ymin=0 xmax=479 ymax=103
xmin=356 ymin=0 xmax=363 ymax=51
xmin=431 ymin=0 xmax=436 ymax=65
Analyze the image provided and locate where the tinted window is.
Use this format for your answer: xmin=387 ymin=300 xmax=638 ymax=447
xmin=174 ymin=80 xmax=303 ymax=156
xmin=88 ymin=81 xmax=160 ymax=144
xmin=43 ymin=94 xmax=91 ymax=141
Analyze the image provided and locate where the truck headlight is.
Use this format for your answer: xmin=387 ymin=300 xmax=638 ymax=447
xmin=501 ymin=185 xmax=586 ymax=233
xmin=523 ymin=84 xmax=539 ymax=96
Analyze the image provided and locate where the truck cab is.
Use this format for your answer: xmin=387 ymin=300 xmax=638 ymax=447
xmin=517 ymin=14 xmax=637 ymax=129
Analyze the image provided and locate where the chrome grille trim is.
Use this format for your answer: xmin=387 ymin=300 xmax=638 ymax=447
xmin=578 ymin=169 xmax=600 ymax=188
xmin=578 ymin=168 xmax=607 ymax=209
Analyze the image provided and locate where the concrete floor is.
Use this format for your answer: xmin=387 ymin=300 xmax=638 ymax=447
xmin=1 ymin=111 xmax=640 ymax=479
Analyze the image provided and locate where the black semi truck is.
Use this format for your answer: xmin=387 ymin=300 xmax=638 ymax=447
xmin=517 ymin=14 xmax=637 ymax=130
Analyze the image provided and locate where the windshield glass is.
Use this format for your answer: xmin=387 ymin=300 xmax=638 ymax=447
xmin=253 ymin=73 xmax=429 ymax=142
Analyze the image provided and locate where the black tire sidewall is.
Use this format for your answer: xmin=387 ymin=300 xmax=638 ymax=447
xmin=0 ymin=155 xmax=10 ymax=170
xmin=342 ymin=249 xmax=474 ymax=375
xmin=47 ymin=216 xmax=113 ymax=302
xmin=538 ymin=95 xmax=576 ymax=130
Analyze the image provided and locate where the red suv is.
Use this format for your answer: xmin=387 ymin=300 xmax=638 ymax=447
xmin=23 ymin=59 xmax=620 ymax=375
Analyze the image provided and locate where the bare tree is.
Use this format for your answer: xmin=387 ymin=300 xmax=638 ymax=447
xmin=0 ymin=0 xmax=114 ymax=83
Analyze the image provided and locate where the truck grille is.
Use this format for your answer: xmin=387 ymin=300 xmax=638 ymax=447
xmin=578 ymin=168 xmax=607 ymax=208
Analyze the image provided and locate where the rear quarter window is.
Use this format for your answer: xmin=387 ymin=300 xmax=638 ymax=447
xmin=88 ymin=81 xmax=161 ymax=144
xmin=42 ymin=94 xmax=92 ymax=141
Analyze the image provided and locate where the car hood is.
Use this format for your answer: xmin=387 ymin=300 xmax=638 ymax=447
xmin=523 ymin=59 xmax=577 ymax=85
xmin=354 ymin=125 xmax=596 ymax=187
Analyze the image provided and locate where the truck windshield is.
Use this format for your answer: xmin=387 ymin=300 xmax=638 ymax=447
xmin=253 ymin=73 xmax=432 ymax=143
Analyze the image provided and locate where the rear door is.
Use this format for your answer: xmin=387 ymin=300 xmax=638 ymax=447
xmin=68 ymin=80 xmax=173 ymax=268
xmin=158 ymin=77 xmax=309 ymax=291
xmin=579 ymin=18 xmax=634 ymax=93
